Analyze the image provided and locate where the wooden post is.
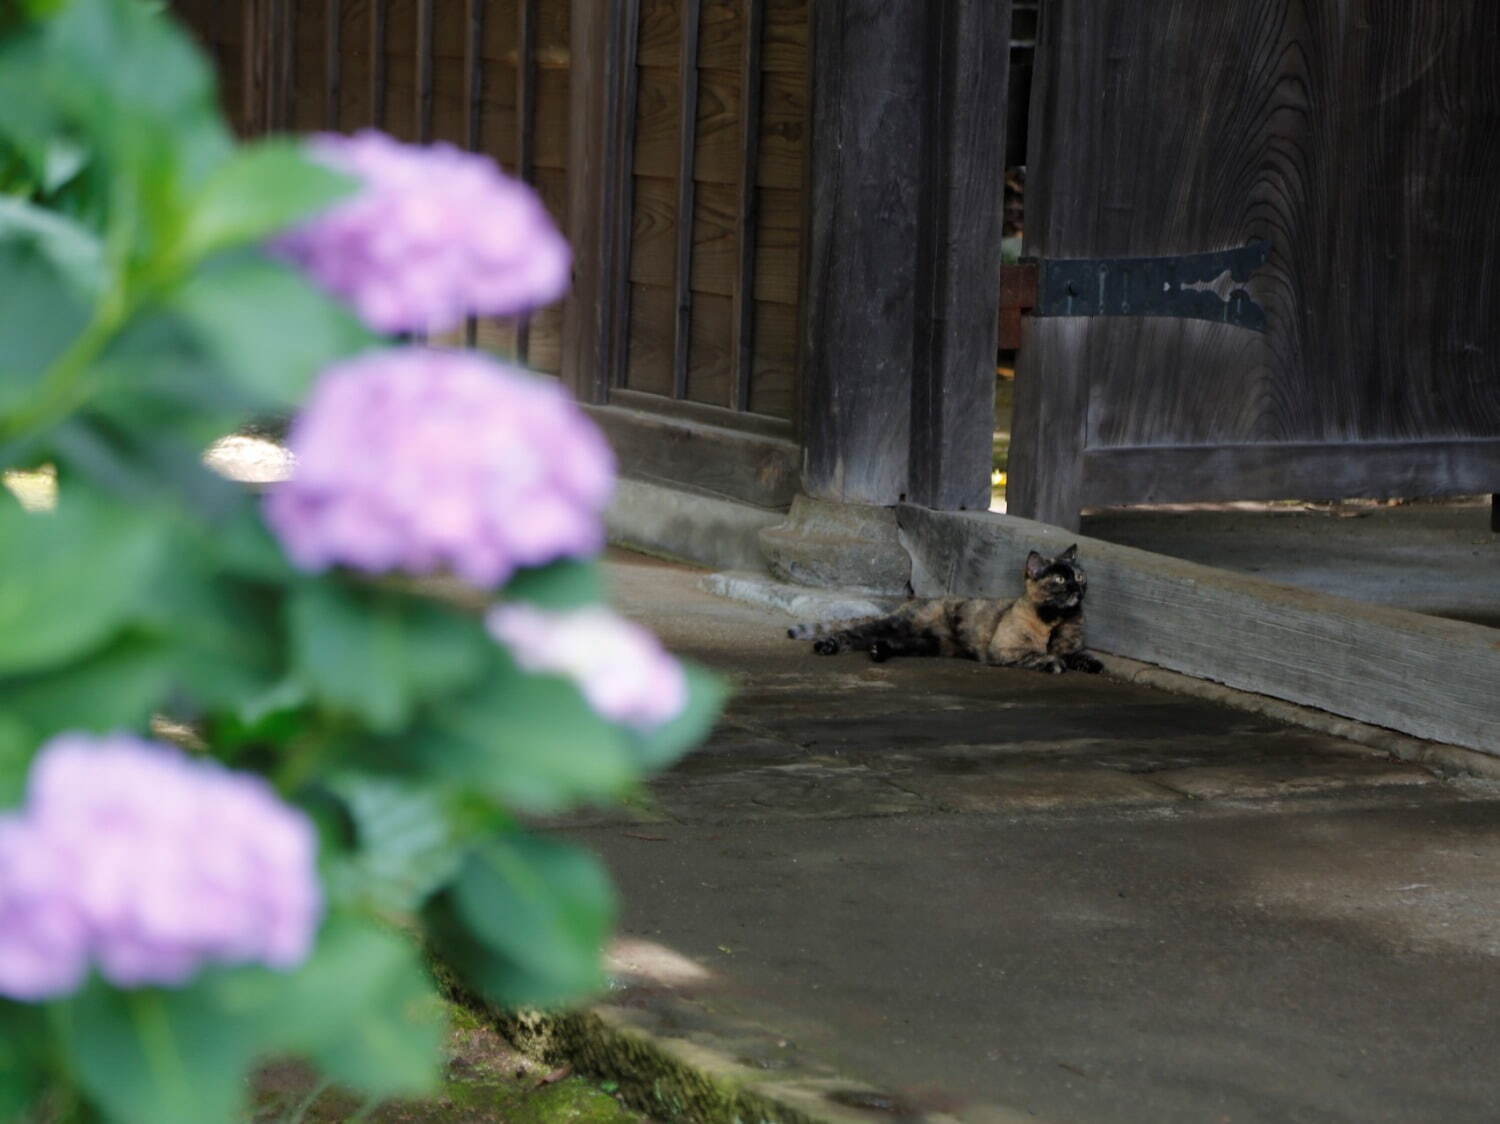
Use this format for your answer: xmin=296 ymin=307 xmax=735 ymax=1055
xmin=908 ymin=0 xmax=1012 ymax=511
xmin=800 ymin=0 xmax=927 ymax=505
xmin=561 ymin=0 xmax=635 ymax=406
xmin=801 ymin=0 xmax=1009 ymax=509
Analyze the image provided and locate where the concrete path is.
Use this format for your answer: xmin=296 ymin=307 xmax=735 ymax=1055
xmin=557 ymin=551 xmax=1500 ymax=1123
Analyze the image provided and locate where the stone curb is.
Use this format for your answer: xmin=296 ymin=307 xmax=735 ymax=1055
xmin=484 ymin=990 xmax=1043 ymax=1124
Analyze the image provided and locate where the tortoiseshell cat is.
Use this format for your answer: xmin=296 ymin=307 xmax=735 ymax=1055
xmin=787 ymin=545 xmax=1104 ymax=674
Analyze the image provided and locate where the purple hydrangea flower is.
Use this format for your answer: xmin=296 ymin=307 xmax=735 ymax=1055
xmin=272 ymin=130 xmax=571 ymax=334
xmin=486 ymin=604 xmax=688 ymax=729
xmin=0 ymin=733 xmax=322 ymax=1000
xmin=264 ymin=349 xmax=615 ymax=589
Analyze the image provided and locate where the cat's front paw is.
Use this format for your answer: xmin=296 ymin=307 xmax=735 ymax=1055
xmin=1036 ymin=656 xmax=1065 ymax=675
xmin=813 ymin=638 xmax=840 ymax=656
xmin=868 ymin=639 xmax=892 ymax=663
xmin=1065 ymin=652 xmax=1105 ymax=674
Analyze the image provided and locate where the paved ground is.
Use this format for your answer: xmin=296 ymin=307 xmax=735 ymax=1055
xmin=555 ymin=550 xmax=1500 ymax=1124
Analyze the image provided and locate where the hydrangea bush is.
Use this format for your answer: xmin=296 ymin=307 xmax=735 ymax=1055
xmin=0 ymin=0 xmax=722 ymax=1119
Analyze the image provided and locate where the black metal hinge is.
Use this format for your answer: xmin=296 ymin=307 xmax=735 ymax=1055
xmin=1036 ymin=240 xmax=1272 ymax=331
xmin=999 ymin=241 xmax=1272 ymax=339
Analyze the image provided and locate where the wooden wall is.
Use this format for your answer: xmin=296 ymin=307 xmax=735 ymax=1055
xmin=172 ymin=0 xmax=809 ymax=434
xmin=616 ymin=0 xmax=806 ymax=423
xmin=173 ymin=0 xmax=576 ymax=377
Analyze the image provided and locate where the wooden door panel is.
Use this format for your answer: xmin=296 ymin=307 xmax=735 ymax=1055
xmin=1011 ymin=0 xmax=1500 ymax=526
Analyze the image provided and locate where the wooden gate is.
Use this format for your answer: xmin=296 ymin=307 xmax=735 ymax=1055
xmin=1008 ymin=0 xmax=1500 ymax=530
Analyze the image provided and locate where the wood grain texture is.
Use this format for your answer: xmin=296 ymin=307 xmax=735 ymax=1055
xmin=585 ymin=403 xmax=801 ymax=507
xmin=1014 ymin=0 xmax=1500 ymax=519
xmin=908 ymin=0 xmax=1011 ymax=511
xmin=1083 ymin=440 xmax=1500 ymax=507
xmin=897 ymin=505 xmax=1500 ymax=755
xmin=733 ymin=0 xmax=764 ymax=411
xmin=671 ymin=0 xmax=702 ymax=399
xmin=801 ymin=0 xmax=926 ymax=504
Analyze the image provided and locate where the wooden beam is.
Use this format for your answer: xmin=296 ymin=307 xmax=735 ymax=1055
xmin=515 ymin=0 xmax=538 ymax=365
xmin=732 ymin=0 xmax=765 ymax=412
xmin=1004 ymin=0 xmax=1087 ymax=529
xmin=370 ymin=0 xmax=388 ymax=128
xmin=908 ymin=0 xmax=1012 ymax=511
xmin=584 ymin=403 xmax=801 ymax=509
xmin=1082 ymin=440 xmax=1500 ymax=507
xmin=463 ymin=0 xmax=484 ymax=349
xmin=897 ymin=503 xmax=1500 ymax=756
xmin=415 ymin=0 xmax=434 ymax=141
xmin=323 ymin=0 xmax=342 ymax=129
xmin=671 ymin=0 xmax=703 ymax=400
xmin=607 ymin=0 xmax=642 ymax=395
xmin=801 ymin=0 xmax=926 ymax=504
xmin=562 ymin=0 xmax=635 ymax=405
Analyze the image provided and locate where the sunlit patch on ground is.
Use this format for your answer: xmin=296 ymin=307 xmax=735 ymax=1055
xmin=2 ymin=465 xmax=58 ymax=512
xmin=203 ymin=434 xmax=294 ymax=483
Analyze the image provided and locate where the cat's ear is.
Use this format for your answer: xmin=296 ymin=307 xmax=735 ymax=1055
xmin=1058 ymin=543 xmax=1079 ymax=563
xmin=1025 ymin=551 xmax=1048 ymax=579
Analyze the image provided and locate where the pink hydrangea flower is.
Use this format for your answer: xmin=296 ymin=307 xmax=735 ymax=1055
xmin=264 ymin=349 xmax=614 ymax=588
xmin=0 ymin=734 xmax=322 ymax=1000
xmin=272 ymin=130 xmax=571 ymax=334
xmin=486 ymin=604 xmax=688 ymax=729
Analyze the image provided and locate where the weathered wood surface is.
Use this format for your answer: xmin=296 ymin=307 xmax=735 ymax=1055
xmin=584 ymin=404 xmax=800 ymax=509
xmin=908 ymin=0 xmax=1011 ymax=512
xmin=898 ymin=505 xmax=1500 ymax=755
xmin=1084 ymin=440 xmax=1500 ymax=507
xmin=1011 ymin=0 xmax=1500 ymax=527
xmin=617 ymin=0 xmax=805 ymax=422
xmin=801 ymin=0 xmax=926 ymax=504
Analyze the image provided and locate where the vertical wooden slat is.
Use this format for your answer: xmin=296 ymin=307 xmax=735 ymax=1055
xmin=371 ymin=0 xmax=388 ymax=128
xmin=278 ymin=0 xmax=295 ymax=130
xmin=732 ymin=0 xmax=765 ymax=412
xmin=606 ymin=0 xmax=643 ymax=393
xmin=671 ymin=0 xmax=703 ymax=399
xmin=324 ymin=0 xmax=342 ymax=129
xmin=563 ymin=0 xmax=633 ymax=404
xmin=415 ymin=0 xmax=435 ymax=141
xmin=463 ymin=0 xmax=485 ymax=349
xmin=515 ymin=0 xmax=539 ymax=364
xmin=243 ymin=0 xmax=266 ymax=135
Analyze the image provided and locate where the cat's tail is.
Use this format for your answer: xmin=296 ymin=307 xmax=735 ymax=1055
xmin=786 ymin=614 xmax=884 ymax=641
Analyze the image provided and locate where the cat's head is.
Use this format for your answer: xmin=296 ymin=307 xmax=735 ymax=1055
xmin=1023 ymin=544 xmax=1086 ymax=613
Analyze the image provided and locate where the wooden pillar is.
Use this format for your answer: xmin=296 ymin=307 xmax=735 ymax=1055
xmin=561 ymin=0 xmax=635 ymax=406
xmin=908 ymin=0 xmax=1012 ymax=510
xmin=801 ymin=0 xmax=1010 ymax=510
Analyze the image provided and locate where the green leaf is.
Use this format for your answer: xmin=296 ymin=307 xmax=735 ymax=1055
xmin=327 ymin=774 xmax=464 ymax=912
xmin=625 ymin=662 xmax=727 ymax=770
xmin=171 ymin=253 xmax=374 ymax=409
xmin=177 ymin=138 xmax=356 ymax=262
xmin=289 ymin=581 xmax=491 ymax=734
xmin=0 ymin=632 xmax=174 ymax=742
xmin=0 ymin=1000 xmax=50 ymax=1121
xmin=225 ymin=916 xmax=444 ymax=1099
xmin=427 ymin=835 xmax=616 ymax=1007
xmin=0 ymin=231 xmax=92 ymax=411
xmin=0 ymin=487 xmax=168 ymax=675
xmin=58 ymin=980 xmax=258 ymax=1124
xmin=0 ymin=715 xmax=32 ymax=807
xmin=0 ymin=194 xmax=104 ymax=296
xmin=407 ymin=653 xmax=638 ymax=813
xmin=88 ymin=311 xmax=266 ymax=448
xmin=503 ymin=558 xmax=607 ymax=610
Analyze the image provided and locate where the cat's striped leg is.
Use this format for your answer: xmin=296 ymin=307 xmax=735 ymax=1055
xmin=1047 ymin=615 xmax=1104 ymax=674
